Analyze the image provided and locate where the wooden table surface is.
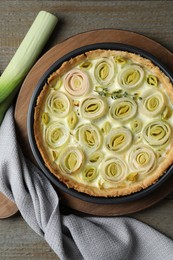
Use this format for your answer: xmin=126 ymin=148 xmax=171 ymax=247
xmin=1 ymin=1 xmax=173 ymax=259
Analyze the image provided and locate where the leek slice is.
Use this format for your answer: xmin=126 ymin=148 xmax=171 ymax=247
xmin=143 ymin=121 xmax=171 ymax=148
xmin=114 ymin=56 xmax=127 ymax=65
xmin=46 ymin=91 xmax=71 ymax=118
xmin=128 ymin=143 xmax=156 ymax=174
xmin=67 ymin=111 xmax=78 ymax=130
xmin=106 ymin=127 xmax=132 ymax=153
xmin=78 ymin=124 xmax=102 ymax=152
xmin=94 ymin=58 xmax=115 ymax=86
xmin=41 ymin=112 xmax=50 ymax=125
xmin=59 ymin=146 xmax=85 ymax=174
xmin=147 ymin=74 xmax=158 ymax=87
xmin=110 ymin=97 xmax=137 ymax=122
xmin=100 ymin=157 xmax=128 ymax=183
xmin=64 ymin=68 xmax=90 ymax=96
xmin=82 ymin=166 xmax=98 ymax=181
xmin=126 ymin=172 xmax=138 ymax=182
xmin=140 ymin=90 xmax=165 ymax=117
xmin=130 ymin=118 xmax=142 ymax=133
xmin=45 ymin=122 xmax=69 ymax=149
xmin=89 ymin=151 xmax=104 ymax=164
xmin=80 ymin=61 xmax=92 ymax=70
xmin=80 ymin=95 xmax=108 ymax=120
xmin=162 ymin=106 xmax=172 ymax=120
xmin=0 ymin=11 xmax=58 ymax=112
xmin=54 ymin=78 xmax=63 ymax=90
xmin=50 ymin=150 xmax=59 ymax=161
xmin=118 ymin=64 xmax=144 ymax=89
xmin=101 ymin=121 xmax=112 ymax=134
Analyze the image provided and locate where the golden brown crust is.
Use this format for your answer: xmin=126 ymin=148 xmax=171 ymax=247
xmin=34 ymin=49 xmax=173 ymax=197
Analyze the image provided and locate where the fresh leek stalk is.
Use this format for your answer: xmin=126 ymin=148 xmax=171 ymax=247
xmin=0 ymin=11 xmax=58 ymax=124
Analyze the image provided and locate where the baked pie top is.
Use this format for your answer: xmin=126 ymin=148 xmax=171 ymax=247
xmin=34 ymin=49 xmax=173 ymax=197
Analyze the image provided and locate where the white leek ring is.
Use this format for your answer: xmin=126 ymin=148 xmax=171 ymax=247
xmin=45 ymin=122 xmax=69 ymax=149
xmin=118 ymin=64 xmax=144 ymax=89
xmin=46 ymin=91 xmax=71 ymax=118
xmin=82 ymin=166 xmax=98 ymax=181
xmin=128 ymin=143 xmax=156 ymax=174
xmin=80 ymin=95 xmax=108 ymax=120
xmin=143 ymin=121 xmax=171 ymax=147
xmin=78 ymin=123 xmax=102 ymax=152
xmin=106 ymin=127 xmax=133 ymax=153
xmin=100 ymin=157 xmax=128 ymax=183
xmin=64 ymin=68 xmax=90 ymax=96
xmin=140 ymin=89 xmax=166 ymax=117
xmin=94 ymin=58 xmax=115 ymax=86
xmin=110 ymin=97 xmax=137 ymax=121
xmin=59 ymin=146 xmax=85 ymax=174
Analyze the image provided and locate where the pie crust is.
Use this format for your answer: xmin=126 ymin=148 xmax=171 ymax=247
xmin=34 ymin=49 xmax=173 ymax=197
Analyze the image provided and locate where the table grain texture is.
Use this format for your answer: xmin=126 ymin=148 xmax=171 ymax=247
xmin=0 ymin=0 xmax=173 ymax=259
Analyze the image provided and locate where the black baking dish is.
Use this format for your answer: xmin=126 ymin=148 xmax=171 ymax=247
xmin=27 ymin=42 xmax=173 ymax=204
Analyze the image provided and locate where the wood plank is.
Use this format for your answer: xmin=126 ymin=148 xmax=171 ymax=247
xmin=0 ymin=1 xmax=173 ymax=69
xmin=133 ymin=198 xmax=173 ymax=240
xmin=0 ymin=199 xmax=172 ymax=259
xmin=0 ymin=213 xmax=59 ymax=259
xmin=0 ymin=0 xmax=173 ymax=258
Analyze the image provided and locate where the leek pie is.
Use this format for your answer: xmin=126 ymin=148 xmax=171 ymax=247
xmin=34 ymin=49 xmax=173 ymax=197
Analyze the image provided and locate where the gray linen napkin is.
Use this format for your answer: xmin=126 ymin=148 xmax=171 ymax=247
xmin=1 ymin=106 xmax=173 ymax=260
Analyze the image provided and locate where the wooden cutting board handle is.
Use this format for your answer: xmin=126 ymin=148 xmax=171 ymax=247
xmin=0 ymin=192 xmax=18 ymax=219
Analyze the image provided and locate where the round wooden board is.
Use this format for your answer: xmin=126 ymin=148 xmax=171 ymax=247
xmin=14 ymin=29 xmax=173 ymax=216
xmin=0 ymin=192 xmax=18 ymax=219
